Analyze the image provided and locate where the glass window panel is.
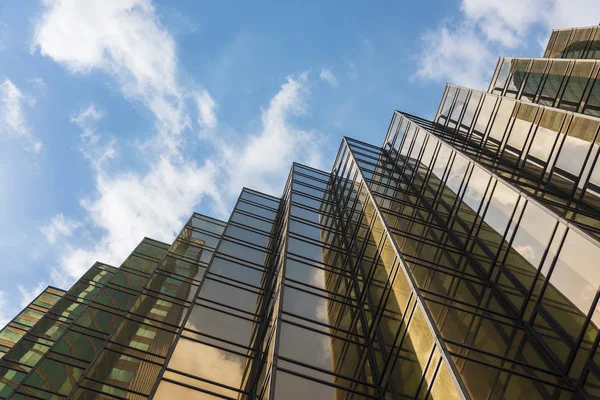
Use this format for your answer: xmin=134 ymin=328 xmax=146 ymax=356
xmin=154 ymin=380 xmax=219 ymax=400
xmin=70 ymin=387 xmax=122 ymax=400
xmin=507 ymin=59 xmax=529 ymax=93
xmin=494 ymin=59 xmax=511 ymax=91
xmin=502 ymin=203 xmax=557 ymax=311
xmin=13 ymin=309 xmax=43 ymax=327
xmin=82 ymin=265 xmax=114 ymax=285
xmin=75 ymin=307 xmax=121 ymax=335
xmin=185 ymin=305 xmax=255 ymax=347
xmin=184 ymin=228 xmax=220 ymax=249
xmin=540 ymin=61 xmax=569 ymax=103
xmin=463 ymin=165 xmax=490 ymax=211
xmin=235 ymin=201 xmax=277 ymax=220
xmin=549 ymin=30 xmax=570 ymax=58
xmin=112 ymin=319 xmax=176 ymax=357
xmin=5 ymin=339 xmax=49 ymax=367
xmin=0 ymin=367 xmax=25 ymax=397
xmin=68 ymin=281 xmax=102 ymax=301
xmin=209 ymin=257 xmax=263 ymax=288
xmin=391 ymin=305 xmax=435 ymax=398
xmin=191 ymin=215 xmax=225 ymax=235
xmin=199 ymin=279 xmax=259 ymax=314
xmin=230 ymin=211 xmax=274 ymax=233
xmin=24 ymin=358 xmax=83 ymax=395
xmin=547 ymin=230 xmax=600 ymax=328
xmin=487 ymin=99 xmax=515 ymax=142
xmin=585 ymin=77 xmax=600 ymax=117
xmin=95 ymin=287 xmax=137 ymax=311
xmin=160 ymin=256 xmax=206 ymax=282
xmin=225 ymin=224 xmax=271 ymax=248
xmin=400 ymin=124 xmax=417 ymax=156
xmin=134 ymin=241 xmax=168 ymax=260
xmin=111 ymin=270 xmax=147 ymax=292
xmin=87 ymin=350 xmax=161 ymax=395
xmin=130 ymin=294 xmax=188 ymax=327
xmin=562 ymin=61 xmax=594 ymax=106
xmin=282 ymin=287 xmax=332 ymax=325
xmin=473 ymin=95 xmax=497 ymax=137
xmin=218 ymin=240 xmax=267 ymax=266
xmin=171 ymin=239 xmax=213 ymax=265
xmin=528 ymin=109 xmax=564 ymax=163
xmin=459 ymin=92 xmax=482 ymax=134
xmin=29 ymin=318 xmax=66 ymax=342
xmin=274 ymin=370 xmax=347 ymax=400
xmin=288 ymin=237 xmax=340 ymax=264
xmin=279 ymin=321 xmax=367 ymax=379
xmin=566 ymin=28 xmax=593 ymax=58
xmin=522 ymin=60 xmax=548 ymax=101
xmin=507 ymin=104 xmax=536 ymax=152
xmin=590 ymin=29 xmax=600 ymax=58
xmin=54 ymin=331 xmax=103 ymax=362
xmin=428 ymin=361 xmax=462 ymax=400
xmin=437 ymin=86 xmax=457 ymax=122
xmin=167 ymin=338 xmax=247 ymax=391
xmin=240 ymin=190 xmax=280 ymax=209
xmin=147 ymin=273 xmax=198 ymax=302
xmin=448 ymin=89 xmax=468 ymax=129
xmin=123 ymin=254 xmax=159 ymax=275
xmin=555 ymin=117 xmax=598 ymax=176
xmin=285 ymin=259 xmax=338 ymax=290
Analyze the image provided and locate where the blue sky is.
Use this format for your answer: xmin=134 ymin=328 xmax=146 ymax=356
xmin=0 ymin=0 xmax=598 ymax=324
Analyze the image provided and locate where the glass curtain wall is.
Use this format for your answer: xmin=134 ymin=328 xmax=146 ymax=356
xmin=383 ymin=113 xmax=600 ymax=398
xmin=0 ymin=237 xmax=171 ymax=399
xmin=0 ymin=287 xmax=65 ymax=360
xmin=488 ymin=57 xmax=600 ymax=117
xmin=544 ymin=26 xmax=600 ymax=60
xmin=434 ymin=84 xmax=600 ymax=239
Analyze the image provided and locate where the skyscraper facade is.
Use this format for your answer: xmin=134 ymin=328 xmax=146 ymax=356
xmin=2 ymin=25 xmax=600 ymax=399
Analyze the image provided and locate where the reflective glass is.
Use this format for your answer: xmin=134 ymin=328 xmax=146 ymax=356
xmin=167 ymin=338 xmax=247 ymax=391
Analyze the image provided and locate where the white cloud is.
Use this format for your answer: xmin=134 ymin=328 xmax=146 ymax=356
xmin=70 ymin=104 xmax=116 ymax=169
xmin=414 ymin=23 xmax=495 ymax=90
xmin=17 ymin=281 xmax=47 ymax=309
xmin=41 ymin=213 xmax=82 ymax=244
xmin=50 ymin=72 xmax=325 ymax=288
xmin=33 ymin=0 xmax=192 ymax=139
xmin=72 ymin=103 xmax=103 ymax=125
xmin=32 ymin=1 xmax=328 ymax=291
xmin=28 ymin=77 xmax=47 ymax=92
xmin=52 ymin=156 xmax=220 ymax=286
xmin=414 ymin=0 xmax=600 ymax=89
xmin=319 ymin=68 xmax=339 ymax=87
xmin=221 ymin=73 xmax=326 ymax=197
xmin=0 ymin=79 xmax=42 ymax=152
xmin=193 ymin=89 xmax=218 ymax=132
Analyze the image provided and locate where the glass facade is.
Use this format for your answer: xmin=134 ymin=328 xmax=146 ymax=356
xmin=489 ymin=57 xmax=600 ymax=116
xmin=0 ymin=287 xmax=65 ymax=359
xmin=544 ymin=26 xmax=600 ymax=60
xmin=3 ymin=23 xmax=600 ymax=400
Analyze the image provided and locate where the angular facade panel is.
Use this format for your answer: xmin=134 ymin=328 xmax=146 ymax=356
xmin=3 ymin=24 xmax=600 ymax=400
xmin=544 ymin=26 xmax=600 ymax=60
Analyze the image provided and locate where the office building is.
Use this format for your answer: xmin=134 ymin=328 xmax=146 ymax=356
xmin=1 ymin=24 xmax=600 ymax=399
